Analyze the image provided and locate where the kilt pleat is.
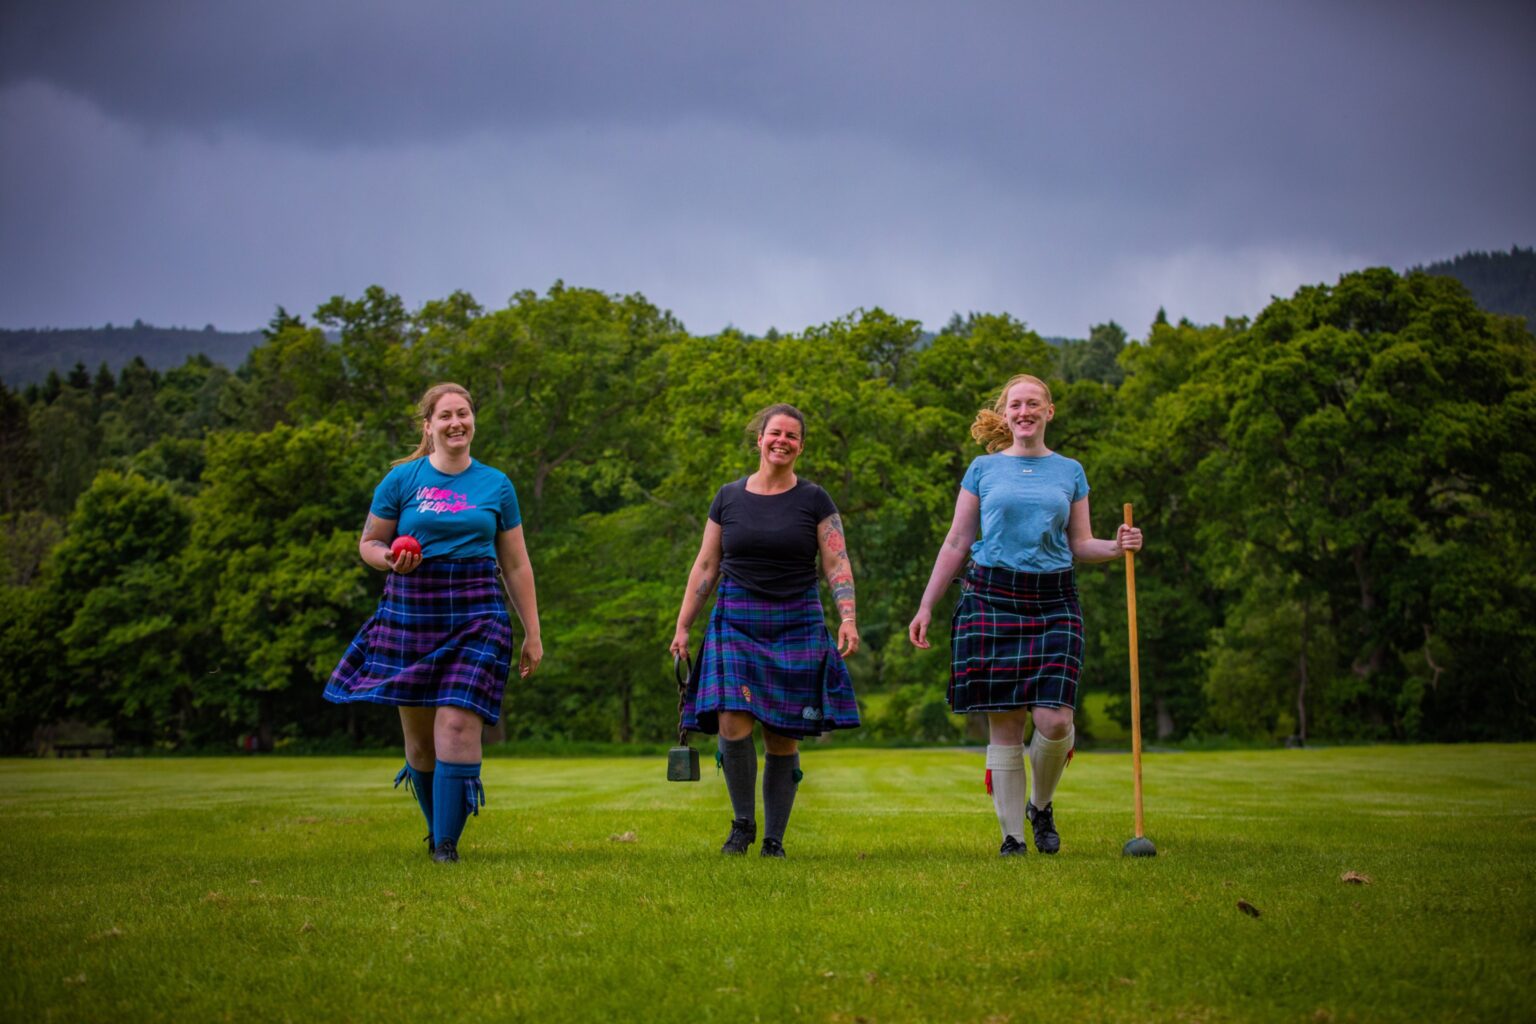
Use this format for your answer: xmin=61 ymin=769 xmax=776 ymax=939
xmin=685 ymin=578 xmax=861 ymax=738
xmin=324 ymin=558 xmax=514 ymax=724
xmin=948 ymin=561 xmax=1083 ymax=713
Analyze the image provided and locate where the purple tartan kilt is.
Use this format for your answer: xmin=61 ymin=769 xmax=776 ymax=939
xmin=684 ymin=578 xmax=861 ymax=738
xmin=324 ymin=558 xmax=514 ymax=725
xmin=948 ymin=562 xmax=1083 ymax=713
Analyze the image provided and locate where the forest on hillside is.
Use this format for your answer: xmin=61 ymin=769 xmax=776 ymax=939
xmin=0 ymin=321 xmax=266 ymax=387
xmin=1418 ymin=246 xmax=1536 ymax=329
xmin=1 ymin=268 xmax=1532 ymax=753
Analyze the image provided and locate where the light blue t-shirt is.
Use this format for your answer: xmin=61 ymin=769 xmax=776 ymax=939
xmin=961 ymin=452 xmax=1090 ymax=572
xmin=369 ymin=458 xmax=522 ymax=560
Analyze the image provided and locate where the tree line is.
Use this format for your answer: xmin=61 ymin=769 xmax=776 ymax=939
xmin=1 ymin=269 xmax=1532 ymax=753
xmin=0 ymin=321 xmax=266 ymax=388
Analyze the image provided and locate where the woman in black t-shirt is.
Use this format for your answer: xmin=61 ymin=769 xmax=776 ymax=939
xmin=670 ymin=403 xmax=862 ymax=857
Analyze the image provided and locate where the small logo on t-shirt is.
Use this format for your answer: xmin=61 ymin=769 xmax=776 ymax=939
xmin=1021 ymin=468 xmax=1034 ymax=474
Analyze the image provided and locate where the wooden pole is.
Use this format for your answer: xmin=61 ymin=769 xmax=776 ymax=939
xmin=1124 ymin=503 xmax=1145 ymax=839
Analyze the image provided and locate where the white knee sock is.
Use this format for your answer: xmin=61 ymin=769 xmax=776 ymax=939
xmin=1029 ymin=727 xmax=1074 ymax=807
xmin=985 ymin=744 xmax=1026 ymax=841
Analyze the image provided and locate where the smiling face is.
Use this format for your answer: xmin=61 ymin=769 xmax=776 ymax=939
xmin=757 ymin=413 xmax=805 ymax=469
xmin=425 ymin=391 xmax=475 ymax=456
xmin=1004 ymin=379 xmax=1053 ymax=445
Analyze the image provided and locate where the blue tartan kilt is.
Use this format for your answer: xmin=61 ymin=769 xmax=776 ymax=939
xmin=684 ymin=578 xmax=861 ymax=738
xmin=323 ymin=558 xmax=514 ymax=725
xmin=948 ymin=561 xmax=1083 ymax=713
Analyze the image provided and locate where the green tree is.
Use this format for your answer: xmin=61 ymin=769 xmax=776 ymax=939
xmin=187 ymin=422 xmax=379 ymax=747
xmin=1089 ymin=317 xmax=1237 ymax=739
xmin=0 ymin=378 xmax=39 ymax=514
xmin=1193 ymin=269 xmax=1536 ymax=738
xmin=1057 ymin=321 xmax=1128 ymax=385
xmin=30 ymin=384 xmax=101 ymax=516
xmin=46 ymin=472 xmax=195 ymax=743
xmin=240 ymin=315 xmax=347 ymax=431
xmin=443 ymin=283 xmax=683 ymax=530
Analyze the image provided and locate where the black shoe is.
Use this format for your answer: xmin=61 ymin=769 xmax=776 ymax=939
xmin=999 ymin=835 xmax=1027 ymax=857
xmin=432 ymin=837 xmax=460 ymax=863
xmin=1027 ymin=801 xmax=1060 ymax=854
xmin=720 ymin=818 xmax=756 ymax=855
xmin=760 ymin=837 xmax=786 ymax=858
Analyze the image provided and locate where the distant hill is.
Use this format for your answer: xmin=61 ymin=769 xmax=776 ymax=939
xmin=1414 ymin=246 xmax=1536 ymax=329
xmin=0 ymin=321 xmax=265 ymax=387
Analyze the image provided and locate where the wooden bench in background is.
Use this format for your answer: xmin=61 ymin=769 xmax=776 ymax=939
xmin=53 ymin=742 xmax=115 ymax=758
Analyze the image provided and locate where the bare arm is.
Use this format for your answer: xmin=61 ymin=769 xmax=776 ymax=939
xmin=908 ymin=488 xmax=981 ymax=648
xmin=669 ymin=520 xmax=723 ymax=658
xmin=495 ymin=525 xmax=543 ymax=678
xmin=359 ymin=513 xmax=420 ymax=574
xmin=818 ymin=513 xmax=859 ymax=657
xmin=1067 ymin=497 xmax=1143 ymax=563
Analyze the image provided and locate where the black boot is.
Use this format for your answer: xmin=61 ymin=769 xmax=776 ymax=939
xmin=720 ymin=817 xmax=756 ymax=855
xmin=1026 ymin=801 xmax=1060 ymax=855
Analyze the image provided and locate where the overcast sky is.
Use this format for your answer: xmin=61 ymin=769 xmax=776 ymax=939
xmin=2 ymin=1 xmax=1533 ymax=339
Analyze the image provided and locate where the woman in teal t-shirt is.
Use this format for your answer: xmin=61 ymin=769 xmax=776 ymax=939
xmin=325 ymin=382 xmax=542 ymax=863
xmin=908 ymin=374 xmax=1142 ymax=857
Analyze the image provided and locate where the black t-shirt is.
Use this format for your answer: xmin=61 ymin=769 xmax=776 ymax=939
xmin=709 ymin=477 xmax=839 ymax=599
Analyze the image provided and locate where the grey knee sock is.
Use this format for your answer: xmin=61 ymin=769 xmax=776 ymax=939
xmin=718 ymin=735 xmax=757 ymax=823
xmin=763 ymin=752 xmax=800 ymax=842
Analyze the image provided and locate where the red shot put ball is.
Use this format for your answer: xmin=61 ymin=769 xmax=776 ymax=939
xmin=390 ymin=535 xmax=422 ymax=559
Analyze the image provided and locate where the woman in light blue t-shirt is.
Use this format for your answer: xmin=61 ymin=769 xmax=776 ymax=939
xmin=909 ymin=374 xmax=1142 ymax=857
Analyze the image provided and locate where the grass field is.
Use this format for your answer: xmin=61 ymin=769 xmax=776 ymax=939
xmin=3 ymin=745 xmax=1533 ymax=1023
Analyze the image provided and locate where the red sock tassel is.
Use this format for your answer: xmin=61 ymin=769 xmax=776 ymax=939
xmin=985 ymin=768 xmax=993 ymax=795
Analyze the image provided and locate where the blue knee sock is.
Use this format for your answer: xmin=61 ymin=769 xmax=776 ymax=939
xmin=432 ymin=759 xmax=485 ymax=847
xmin=393 ymin=764 xmax=435 ymax=838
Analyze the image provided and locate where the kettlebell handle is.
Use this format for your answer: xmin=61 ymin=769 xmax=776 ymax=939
xmin=672 ymin=654 xmax=694 ymax=746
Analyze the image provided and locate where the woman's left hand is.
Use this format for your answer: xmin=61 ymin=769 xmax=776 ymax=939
xmin=837 ymin=620 xmax=860 ymax=657
xmin=519 ymin=636 xmax=543 ymax=678
xmin=1116 ymin=524 xmax=1144 ymax=553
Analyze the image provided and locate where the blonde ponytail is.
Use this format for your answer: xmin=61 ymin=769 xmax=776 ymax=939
xmin=969 ymin=408 xmax=1013 ymax=453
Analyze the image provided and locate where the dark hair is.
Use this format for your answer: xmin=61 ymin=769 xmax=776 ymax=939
xmin=747 ymin=403 xmax=806 ymax=442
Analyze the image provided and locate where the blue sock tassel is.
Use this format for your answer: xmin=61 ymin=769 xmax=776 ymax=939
xmin=394 ymin=764 xmax=435 ymax=840
xmin=432 ymin=759 xmax=483 ymax=847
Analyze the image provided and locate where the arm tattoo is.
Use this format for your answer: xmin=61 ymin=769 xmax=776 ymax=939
xmin=821 ymin=515 xmax=856 ymax=620
xmin=361 ymin=514 xmax=390 ymax=550
xmin=830 ymin=572 xmax=856 ymax=618
xmin=820 ymin=514 xmax=847 ymax=555
xmin=693 ymin=574 xmax=717 ymax=601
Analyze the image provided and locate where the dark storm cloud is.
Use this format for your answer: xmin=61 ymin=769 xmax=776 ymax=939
xmin=7 ymin=2 xmax=1533 ymax=186
xmin=1 ymin=1 xmax=1533 ymax=335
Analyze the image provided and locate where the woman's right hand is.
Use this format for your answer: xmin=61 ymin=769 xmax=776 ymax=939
xmin=908 ymin=608 xmax=932 ymax=649
xmin=669 ymin=625 xmax=690 ymax=660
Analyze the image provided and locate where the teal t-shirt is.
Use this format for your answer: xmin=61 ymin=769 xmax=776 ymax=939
xmin=961 ymin=452 xmax=1089 ymax=572
xmin=369 ymin=458 xmax=522 ymax=560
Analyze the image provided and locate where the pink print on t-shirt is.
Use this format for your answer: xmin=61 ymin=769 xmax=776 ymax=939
xmin=414 ymin=486 xmax=478 ymax=515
